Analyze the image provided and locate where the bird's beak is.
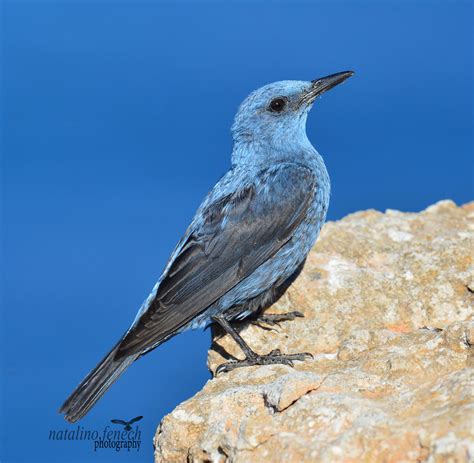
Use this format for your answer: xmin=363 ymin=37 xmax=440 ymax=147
xmin=299 ymin=71 xmax=354 ymax=107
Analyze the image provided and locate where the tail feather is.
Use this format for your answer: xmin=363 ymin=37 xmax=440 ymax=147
xmin=59 ymin=341 xmax=137 ymax=423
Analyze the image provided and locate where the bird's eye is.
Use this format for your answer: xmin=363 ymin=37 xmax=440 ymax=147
xmin=269 ymin=97 xmax=287 ymax=113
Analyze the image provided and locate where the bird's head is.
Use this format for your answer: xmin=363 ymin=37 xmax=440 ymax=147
xmin=231 ymin=71 xmax=354 ymax=154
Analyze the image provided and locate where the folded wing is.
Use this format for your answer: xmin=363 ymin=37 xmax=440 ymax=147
xmin=117 ymin=164 xmax=316 ymax=358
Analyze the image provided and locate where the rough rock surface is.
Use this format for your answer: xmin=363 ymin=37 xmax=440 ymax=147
xmin=154 ymin=200 xmax=474 ymax=463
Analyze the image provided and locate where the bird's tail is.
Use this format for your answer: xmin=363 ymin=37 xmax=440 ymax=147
xmin=59 ymin=341 xmax=137 ymax=423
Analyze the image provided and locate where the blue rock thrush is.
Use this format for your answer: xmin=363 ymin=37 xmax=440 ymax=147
xmin=60 ymin=71 xmax=354 ymax=422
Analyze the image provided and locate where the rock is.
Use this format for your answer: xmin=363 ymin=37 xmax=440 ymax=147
xmin=154 ymin=200 xmax=474 ymax=462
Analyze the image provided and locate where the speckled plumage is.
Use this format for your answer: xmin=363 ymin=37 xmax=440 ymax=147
xmin=60 ymin=72 xmax=353 ymax=423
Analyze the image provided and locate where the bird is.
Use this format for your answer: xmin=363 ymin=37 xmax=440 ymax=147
xmin=110 ymin=415 xmax=143 ymax=431
xmin=59 ymin=70 xmax=354 ymax=423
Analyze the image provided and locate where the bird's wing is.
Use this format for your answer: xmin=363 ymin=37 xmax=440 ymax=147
xmin=111 ymin=419 xmax=127 ymax=425
xmin=116 ymin=163 xmax=316 ymax=358
xmin=129 ymin=415 xmax=144 ymax=424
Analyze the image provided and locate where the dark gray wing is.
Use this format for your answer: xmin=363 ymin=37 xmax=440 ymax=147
xmin=117 ymin=164 xmax=316 ymax=358
xmin=129 ymin=415 xmax=143 ymax=424
xmin=111 ymin=419 xmax=127 ymax=425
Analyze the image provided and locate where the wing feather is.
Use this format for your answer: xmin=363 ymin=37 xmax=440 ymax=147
xmin=116 ymin=164 xmax=315 ymax=358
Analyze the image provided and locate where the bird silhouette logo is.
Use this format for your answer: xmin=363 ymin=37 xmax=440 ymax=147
xmin=110 ymin=415 xmax=143 ymax=431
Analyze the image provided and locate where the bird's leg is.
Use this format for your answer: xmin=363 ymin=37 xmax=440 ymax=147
xmin=253 ymin=310 xmax=304 ymax=327
xmin=212 ymin=314 xmax=312 ymax=375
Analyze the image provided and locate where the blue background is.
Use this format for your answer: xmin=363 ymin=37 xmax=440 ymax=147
xmin=1 ymin=1 xmax=472 ymax=461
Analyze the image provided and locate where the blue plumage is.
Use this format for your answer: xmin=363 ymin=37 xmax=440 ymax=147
xmin=60 ymin=71 xmax=354 ymax=422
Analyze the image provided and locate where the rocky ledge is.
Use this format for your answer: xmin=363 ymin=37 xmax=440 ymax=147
xmin=154 ymin=200 xmax=474 ymax=462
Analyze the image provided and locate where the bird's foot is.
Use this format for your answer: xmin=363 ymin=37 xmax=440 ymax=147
xmin=253 ymin=310 xmax=304 ymax=328
xmin=215 ymin=348 xmax=312 ymax=375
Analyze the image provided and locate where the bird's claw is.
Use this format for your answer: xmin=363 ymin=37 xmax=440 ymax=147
xmin=255 ymin=311 xmax=304 ymax=326
xmin=215 ymin=349 xmax=312 ymax=375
